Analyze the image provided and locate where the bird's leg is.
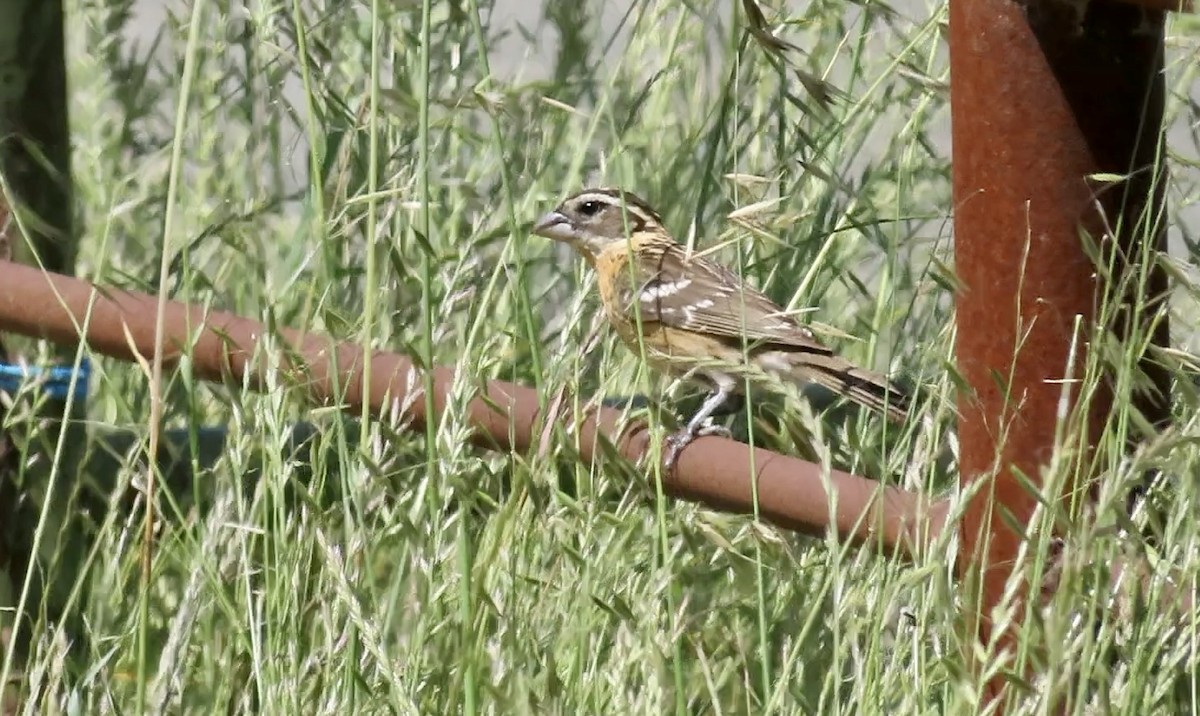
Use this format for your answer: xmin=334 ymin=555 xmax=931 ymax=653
xmin=663 ymin=377 xmax=737 ymax=472
xmin=708 ymin=390 xmax=744 ymax=421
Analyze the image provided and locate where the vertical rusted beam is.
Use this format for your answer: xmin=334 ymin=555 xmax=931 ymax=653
xmin=950 ymin=0 xmax=1169 ymax=706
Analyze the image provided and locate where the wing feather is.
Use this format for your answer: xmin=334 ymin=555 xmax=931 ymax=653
xmin=615 ymin=242 xmax=830 ymax=354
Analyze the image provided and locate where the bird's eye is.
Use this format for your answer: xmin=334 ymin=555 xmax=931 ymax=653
xmin=578 ymin=200 xmax=602 ymax=216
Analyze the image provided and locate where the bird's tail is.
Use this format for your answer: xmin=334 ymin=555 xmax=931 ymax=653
xmin=784 ymin=353 xmax=911 ymax=423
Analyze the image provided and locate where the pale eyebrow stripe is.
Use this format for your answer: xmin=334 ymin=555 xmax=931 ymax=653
xmin=573 ymin=189 xmax=661 ymax=225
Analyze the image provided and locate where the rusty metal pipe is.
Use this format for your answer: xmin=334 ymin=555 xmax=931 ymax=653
xmin=950 ymin=0 xmax=1170 ymax=705
xmin=0 ymin=259 xmax=946 ymax=558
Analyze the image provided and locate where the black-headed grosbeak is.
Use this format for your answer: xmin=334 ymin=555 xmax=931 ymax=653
xmin=534 ymin=187 xmax=909 ymax=466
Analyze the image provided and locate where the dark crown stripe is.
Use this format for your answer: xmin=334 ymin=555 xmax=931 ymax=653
xmin=570 ymin=187 xmax=662 ymax=226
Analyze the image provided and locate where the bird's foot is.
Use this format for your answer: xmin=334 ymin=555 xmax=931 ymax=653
xmin=662 ymin=422 xmax=732 ymax=473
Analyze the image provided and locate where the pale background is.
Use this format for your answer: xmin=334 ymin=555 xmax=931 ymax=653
xmin=116 ymin=0 xmax=1198 ymax=254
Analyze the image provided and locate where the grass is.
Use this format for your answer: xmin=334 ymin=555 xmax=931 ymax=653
xmin=0 ymin=0 xmax=1198 ymax=713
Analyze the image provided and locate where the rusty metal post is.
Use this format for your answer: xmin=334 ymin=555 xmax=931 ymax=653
xmin=950 ymin=0 xmax=1170 ymax=705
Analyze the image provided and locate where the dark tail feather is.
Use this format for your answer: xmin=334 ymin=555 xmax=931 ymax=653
xmin=802 ymin=360 xmax=910 ymax=424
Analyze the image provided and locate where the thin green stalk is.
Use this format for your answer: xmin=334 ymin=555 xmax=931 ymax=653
xmin=622 ymin=227 xmax=688 ymax=716
xmin=135 ymin=0 xmax=208 ymax=710
xmin=414 ymin=1 xmax=475 ymax=713
xmin=464 ymin=0 xmax=544 ymax=390
xmin=725 ymin=17 xmax=773 ymax=708
xmin=416 ymin=0 xmax=438 ymax=493
xmin=362 ymin=0 xmax=381 ymax=444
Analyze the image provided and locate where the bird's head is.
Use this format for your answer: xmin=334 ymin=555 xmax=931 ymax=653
xmin=533 ymin=188 xmax=666 ymax=259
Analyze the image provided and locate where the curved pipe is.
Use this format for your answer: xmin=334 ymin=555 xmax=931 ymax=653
xmin=0 ymin=259 xmax=946 ymax=559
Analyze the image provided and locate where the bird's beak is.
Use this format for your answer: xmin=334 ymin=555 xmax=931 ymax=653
xmin=532 ymin=211 xmax=574 ymax=242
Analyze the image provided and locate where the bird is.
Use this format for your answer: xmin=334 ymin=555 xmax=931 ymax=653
xmin=533 ymin=187 xmax=909 ymax=469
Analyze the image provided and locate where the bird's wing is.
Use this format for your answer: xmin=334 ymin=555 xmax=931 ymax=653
xmin=616 ymin=241 xmax=832 ymax=354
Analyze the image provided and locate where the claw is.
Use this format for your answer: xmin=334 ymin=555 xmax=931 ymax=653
xmin=662 ymin=378 xmax=738 ymax=472
xmin=662 ymin=422 xmax=731 ymax=472
xmin=662 ymin=430 xmax=694 ymax=473
xmin=695 ymin=423 xmax=732 ymax=439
